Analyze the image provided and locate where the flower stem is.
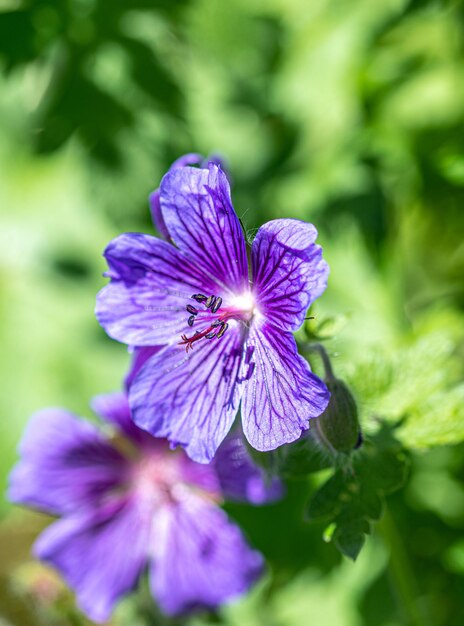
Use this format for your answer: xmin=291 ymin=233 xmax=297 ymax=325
xmin=378 ymin=506 xmax=431 ymax=626
xmin=300 ymin=342 xmax=336 ymax=381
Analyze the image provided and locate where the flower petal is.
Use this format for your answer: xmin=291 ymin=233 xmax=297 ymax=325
xmin=150 ymin=154 xmax=203 ymax=239
xmin=159 ymin=164 xmax=248 ymax=294
xmin=213 ymin=431 xmax=283 ymax=504
xmin=129 ymin=323 xmax=247 ymax=463
xmin=149 ymin=190 xmax=170 ymax=240
xmin=8 ymin=409 xmax=127 ymax=516
xmin=150 ymin=495 xmax=263 ymax=615
xmin=178 ymin=455 xmax=222 ymax=498
xmin=252 ymin=219 xmax=329 ymax=331
xmin=96 ymin=233 xmax=221 ymax=346
xmin=125 ymin=346 xmax=161 ymax=390
xmin=241 ymin=322 xmax=330 ymax=451
xmin=34 ymin=496 xmax=150 ymax=623
xmin=91 ymin=391 xmax=149 ymax=446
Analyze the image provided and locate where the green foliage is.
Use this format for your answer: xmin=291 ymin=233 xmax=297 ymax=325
xmin=1 ymin=0 xmax=464 ymax=624
xmin=344 ymin=327 xmax=464 ymax=448
xmin=306 ymin=427 xmax=409 ymax=560
xmin=0 ymin=0 xmax=186 ymax=164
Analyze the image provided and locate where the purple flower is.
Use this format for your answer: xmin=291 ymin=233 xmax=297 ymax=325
xmin=149 ymin=153 xmax=226 ymax=240
xmin=96 ymin=158 xmax=330 ymax=462
xmin=8 ymin=393 xmax=279 ymax=622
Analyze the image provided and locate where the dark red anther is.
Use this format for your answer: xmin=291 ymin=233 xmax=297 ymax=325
xmin=216 ymin=322 xmax=228 ymax=338
xmin=187 ymin=315 xmax=195 ymax=327
xmin=211 ymin=296 xmax=222 ymax=313
xmin=186 ymin=304 xmax=198 ymax=315
xmin=204 ymin=295 xmax=214 ymax=309
xmin=192 ymin=294 xmax=207 ymax=303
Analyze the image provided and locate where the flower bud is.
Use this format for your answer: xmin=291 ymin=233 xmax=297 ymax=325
xmin=315 ymin=378 xmax=361 ymax=454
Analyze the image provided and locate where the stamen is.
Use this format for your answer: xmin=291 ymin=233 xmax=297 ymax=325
xmin=204 ymin=295 xmax=214 ymax=309
xmin=211 ymin=296 xmax=222 ymax=313
xmin=192 ymin=294 xmax=207 ymax=303
xmin=180 ymin=290 xmax=253 ymax=352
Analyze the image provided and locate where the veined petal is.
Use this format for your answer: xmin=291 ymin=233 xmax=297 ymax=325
xmin=34 ymin=496 xmax=150 ymax=623
xmin=150 ymin=154 xmax=203 ymax=239
xmin=241 ymin=322 xmax=330 ymax=451
xmin=149 ymin=190 xmax=170 ymax=240
xmin=8 ymin=409 xmax=127 ymax=516
xmin=149 ymin=495 xmax=263 ymax=615
xmin=213 ymin=432 xmax=283 ymax=504
xmin=252 ymin=219 xmax=329 ymax=331
xmin=96 ymin=233 xmax=220 ymax=346
xmin=125 ymin=346 xmax=161 ymax=390
xmin=159 ymin=164 xmax=248 ymax=294
xmin=129 ymin=323 xmax=246 ymax=463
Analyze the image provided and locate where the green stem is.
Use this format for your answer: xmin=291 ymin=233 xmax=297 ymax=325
xmin=300 ymin=342 xmax=336 ymax=381
xmin=378 ymin=507 xmax=431 ymax=626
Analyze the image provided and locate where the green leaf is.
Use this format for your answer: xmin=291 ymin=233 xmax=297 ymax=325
xmin=397 ymin=384 xmax=464 ymax=449
xmin=349 ymin=331 xmax=458 ymax=422
xmin=333 ymin=522 xmax=367 ymax=561
xmin=358 ymin=485 xmax=384 ymax=521
xmin=305 ymin=424 xmax=409 ymax=560
xmin=306 ymin=473 xmax=345 ymax=522
xmin=345 ymin=328 xmax=464 ymax=449
xmin=304 ymin=313 xmax=349 ymax=341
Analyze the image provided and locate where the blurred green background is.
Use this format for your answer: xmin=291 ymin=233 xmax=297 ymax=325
xmin=1 ymin=0 xmax=464 ymax=625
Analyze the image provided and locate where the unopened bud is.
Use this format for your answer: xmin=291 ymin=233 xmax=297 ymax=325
xmin=315 ymin=378 xmax=361 ymax=454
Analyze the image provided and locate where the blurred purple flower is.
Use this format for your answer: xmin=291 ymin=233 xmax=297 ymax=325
xmin=9 ymin=393 xmax=280 ymax=622
xmin=96 ymin=157 xmax=330 ymax=462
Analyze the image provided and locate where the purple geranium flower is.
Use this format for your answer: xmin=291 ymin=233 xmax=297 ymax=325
xmin=149 ymin=153 xmax=226 ymax=240
xmin=9 ymin=392 xmax=280 ymax=622
xmin=96 ymin=157 xmax=330 ymax=462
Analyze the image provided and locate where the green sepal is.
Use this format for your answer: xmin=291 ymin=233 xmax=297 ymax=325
xmin=315 ymin=378 xmax=361 ymax=454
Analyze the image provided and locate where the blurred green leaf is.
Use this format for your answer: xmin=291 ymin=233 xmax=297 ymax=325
xmin=398 ymin=384 xmax=464 ymax=449
xmin=345 ymin=327 xmax=464 ymax=449
xmin=304 ymin=314 xmax=350 ymax=341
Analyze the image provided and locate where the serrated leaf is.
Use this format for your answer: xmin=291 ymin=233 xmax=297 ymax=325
xmin=305 ymin=424 xmax=408 ymax=559
xmin=333 ymin=526 xmax=366 ymax=561
xmin=359 ymin=485 xmax=384 ymax=521
xmin=345 ymin=328 xmax=464 ymax=449
xmin=306 ymin=473 xmax=345 ymax=521
xmin=354 ymin=436 xmax=409 ymax=494
xmin=350 ymin=332 xmax=458 ymax=418
xmin=397 ymin=384 xmax=464 ymax=449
